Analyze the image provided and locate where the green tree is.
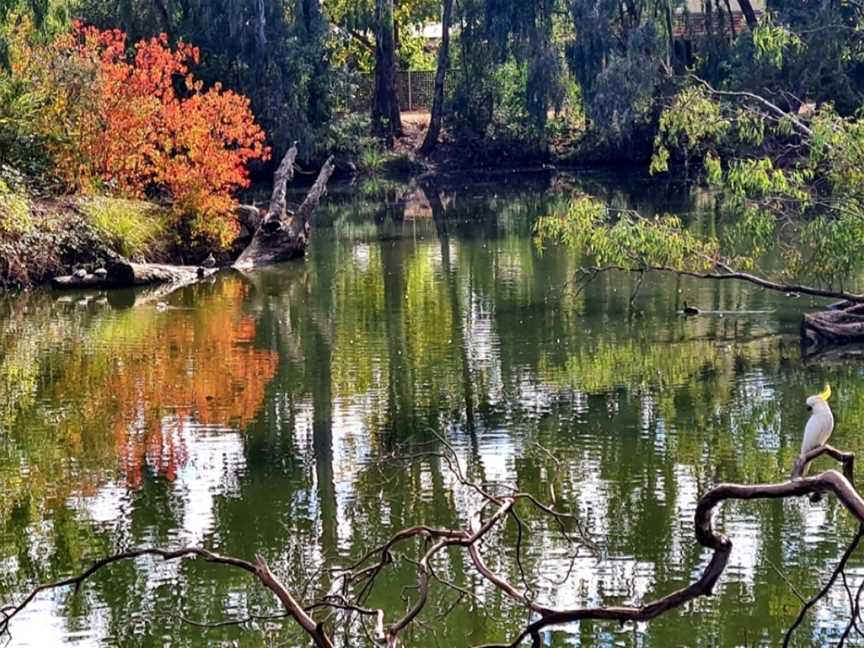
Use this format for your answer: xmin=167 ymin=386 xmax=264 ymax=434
xmin=372 ymin=0 xmax=402 ymax=144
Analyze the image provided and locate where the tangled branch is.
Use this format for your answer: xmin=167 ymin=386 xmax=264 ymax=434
xmin=1 ymin=442 xmax=862 ymax=647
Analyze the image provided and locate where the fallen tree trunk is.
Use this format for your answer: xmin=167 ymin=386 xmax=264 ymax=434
xmin=50 ymin=274 xmax=106 ymax=289
xmin=52 ymin=261 xmax=217 ymax=290
xmin=51 ymin=146 xmax=334 ymax=290
xmin=235 ymin=203 xmax=264 ymax=236
xmin=233 ymin=151 xmax=335 ymax=269
xmin=802 ymin=303 xmax=864 ymax=347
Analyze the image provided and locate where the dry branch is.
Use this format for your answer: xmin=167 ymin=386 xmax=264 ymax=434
xmin=234 ymin=151 xmax=335 ymax=270
xmin=261 ymin=143 xmax=299 ymax=233
xmin=2 ymin=443 xmax=863 ymax=647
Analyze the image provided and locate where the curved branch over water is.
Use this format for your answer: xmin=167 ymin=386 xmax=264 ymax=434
xmin=1 ymin=445 xmax=862 ymax=647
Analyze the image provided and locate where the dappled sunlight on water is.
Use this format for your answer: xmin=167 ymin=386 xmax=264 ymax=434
xmin=2 ymin=170 xmax=864 ymax=646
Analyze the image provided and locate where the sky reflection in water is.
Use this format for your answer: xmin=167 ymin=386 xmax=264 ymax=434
xmin=1 ymin=170 xmax=864 ymax=647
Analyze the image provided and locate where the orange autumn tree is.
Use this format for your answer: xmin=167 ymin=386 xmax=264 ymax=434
xmin=23 ymin=24 xmax=270 ymax=246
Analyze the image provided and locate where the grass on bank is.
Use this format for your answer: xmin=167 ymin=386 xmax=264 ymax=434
xmin=0 ymin=179 xmax=32 ymax=235
xmin=82 ymin=197 xmax=169 ymax=258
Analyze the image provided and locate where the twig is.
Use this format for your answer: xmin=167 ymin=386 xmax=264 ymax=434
xmin=764 ymin=557 xmax=806 ymax=605
xmin=782 ymin=525 xmax=864 ymax=648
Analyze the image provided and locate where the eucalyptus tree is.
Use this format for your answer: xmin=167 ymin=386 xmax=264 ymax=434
xmin=418 ymin=0 xmax=453 ymax=154
xmin=326 ymin=0 xmax=438 ymax=146
xmin=448 ymin=0 xmax=566 ymax=143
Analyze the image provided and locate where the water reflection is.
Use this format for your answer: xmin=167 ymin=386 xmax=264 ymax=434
xmin=1 ymin=170 xmax=864 ymax=647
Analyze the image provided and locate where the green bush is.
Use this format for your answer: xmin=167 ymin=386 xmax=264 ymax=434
xmin=0 ymin=175 xmax=31 ymax=235
xmin=358 ymin=148 xmax=386 ymax=175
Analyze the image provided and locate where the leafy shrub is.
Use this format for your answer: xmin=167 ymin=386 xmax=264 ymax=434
xmin=0 ymin=176 xmax=30 ymax=235
xmin=9 ymin=22 xmax=270 ymax=248
xmin=358 ymin=148 xmax=386 ymax=175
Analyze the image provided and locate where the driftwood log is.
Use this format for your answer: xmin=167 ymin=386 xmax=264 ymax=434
xmin=234 ymin=146 xmax=336 ymax=269
xmin=803 ymin=302 xmax=864 ymax=347
xmin=51 ymin=261 xmax=217 ymax=290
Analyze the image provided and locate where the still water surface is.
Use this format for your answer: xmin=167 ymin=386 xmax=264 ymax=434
xmin=2 ymin=171 xmax=864 ymax=647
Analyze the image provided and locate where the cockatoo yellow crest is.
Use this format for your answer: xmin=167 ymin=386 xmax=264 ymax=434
xmin=800 ymin=385 xmax=834 ymax=468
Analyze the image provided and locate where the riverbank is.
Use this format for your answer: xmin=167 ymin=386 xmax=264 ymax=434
xmin=365 ymin=112 xmax=649 ymax=177
xmin=1 ymin=125 xmax=646 ymax=291
xmin=0 ymin=193 xmax=211 ymax=291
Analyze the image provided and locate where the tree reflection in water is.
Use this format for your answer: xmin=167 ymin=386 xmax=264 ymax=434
xmin=2 ymin=171 xmax=864 ymax=647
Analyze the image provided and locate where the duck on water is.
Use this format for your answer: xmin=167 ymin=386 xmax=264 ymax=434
xmin=682 ymin=301 xmax=701 ymax=316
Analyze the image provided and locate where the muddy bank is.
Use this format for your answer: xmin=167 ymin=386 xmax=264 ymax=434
xmin=1 ymin=200 xmax=121 ymax=290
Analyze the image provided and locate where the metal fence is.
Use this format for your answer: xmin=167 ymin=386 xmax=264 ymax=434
xmin=348 ymin=70 xmax=437 ymax=113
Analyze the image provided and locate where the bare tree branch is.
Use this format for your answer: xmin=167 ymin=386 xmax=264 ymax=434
xmin=0 ymin=547 xmax=335 ymax=648
xmin=3 ymin=442 xmax=863 ymax=648
xmin=783 ymin=526 xmax=864 ymax=647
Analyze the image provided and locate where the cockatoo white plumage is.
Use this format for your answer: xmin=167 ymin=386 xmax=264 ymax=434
xmin=800 ymin=385 xmax=834 ymax=466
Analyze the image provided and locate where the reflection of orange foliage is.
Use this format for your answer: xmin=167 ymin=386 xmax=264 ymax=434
xmin=53 ymin=281 xmax=277 ymax=489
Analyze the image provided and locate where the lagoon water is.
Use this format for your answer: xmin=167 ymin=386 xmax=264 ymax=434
xmin=1 ymin=170 xmax=862 ymax=647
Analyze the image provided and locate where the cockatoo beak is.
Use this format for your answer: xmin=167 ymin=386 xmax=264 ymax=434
xmin=818 ymin=384 xmax=832 ymax=402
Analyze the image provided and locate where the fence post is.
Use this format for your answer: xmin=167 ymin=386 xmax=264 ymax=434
xmin=407 ymin=70 xmax=413 ymax=111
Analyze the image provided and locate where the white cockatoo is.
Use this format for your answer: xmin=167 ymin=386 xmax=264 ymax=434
xmin=800 ymin=385 xmax=834 ymax=468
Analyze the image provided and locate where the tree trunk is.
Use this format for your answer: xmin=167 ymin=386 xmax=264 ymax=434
xmin=52 ymin=262 xmax=217 ymax=289
xmin=419 ymin=0 xmax=454 ymax=155
xmin=233 ymin=149 xmax=335 ymax=269
xmin=255 ymin=0 xmax=268 ymax=69
xmin=802 ymin=303 xmax=864 ymax=347
xmin=722 ymin=0 xmax=737 ymax=38
xmin=664 ymin=0 xmax=674 ymax=68
xmin=372 ymin=0 xmax=402 ymax=146
xmin=300 ymin=0 xmax=330 ymax=127
xmin=261 ymin=143 xmax=299 ymax=233
xmin=154 ymin=0 xmax=172 ymax=35
xmin=235 ymin=204 xmax=263 ymax=236
xmin=737 ymin=0 xmax=758 ymax=29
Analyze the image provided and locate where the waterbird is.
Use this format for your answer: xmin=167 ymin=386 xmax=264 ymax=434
xmin=73 ymin=268 xmax=87 ymax=279
xmin=682 ymin=301 xmax=700 ymax=316
xmin=94 ymin=267 xmax=108 ymax=278
xmin=155 ymin=302 xmax=168 ymax=312
xmin=200 ymin=253 xmax=216 ymax=268
xmin=800 ymin=385 xmax=834 ymax=474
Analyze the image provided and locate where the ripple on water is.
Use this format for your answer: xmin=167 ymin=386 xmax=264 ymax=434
xmin=3 ymin=176 xmax=863 ymax=648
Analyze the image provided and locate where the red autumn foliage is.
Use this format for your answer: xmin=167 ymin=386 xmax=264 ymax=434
xmin=52 ymin=24 xmax=271 ymax=245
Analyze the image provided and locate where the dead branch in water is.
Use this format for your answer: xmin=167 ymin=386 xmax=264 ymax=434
xmin=1 ymin=443 xmax=862 ymax=647
xmin=234 ymin=147 xmax=335 ymax=269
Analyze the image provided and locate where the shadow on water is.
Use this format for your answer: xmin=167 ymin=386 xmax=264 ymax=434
xmin=2 ymin=169 xmax=863 ymax=647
